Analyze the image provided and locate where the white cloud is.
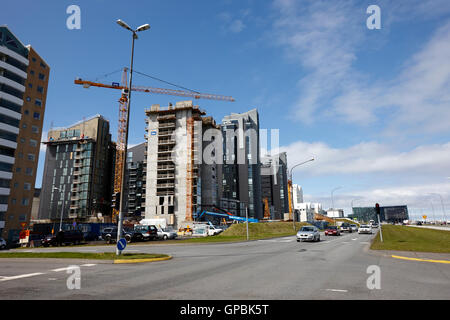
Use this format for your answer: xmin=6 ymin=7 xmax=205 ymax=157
xmin=271 ymin=0 xmax=450 ymax=137
xmin=279 ymin=139 xmax=450 ymax=176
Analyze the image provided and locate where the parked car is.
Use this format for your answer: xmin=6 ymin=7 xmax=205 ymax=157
xmin=350 ymin=224 xmax=358 ymax=232
xmin=340 ymin=223 xmax=353 ymax=233
xmin=207 ymin=225 xmax=223 ymax=236
xmin=101 ymin=227 xmax=142 ymax=244
xmin=42 ymin=230 xmax=84 ymax=247
xmin=134 ymin=224 xmax=158 ymax=241
xmin=296 ymin=226 xmax=320 ymax=242
xmin=0 ymin=237 xmax=6 ymax=250
xmin=157 ymin=227 xmax=178 ymax=240
xmin=324 ymin=226 xmax=340 ymax=236
xmin=358 ymin=225 xmax=372 ymax=234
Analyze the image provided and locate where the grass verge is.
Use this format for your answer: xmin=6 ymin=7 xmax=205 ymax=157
xmin=370 ymin=225 xmax=450 ymax=253
xmin=175 ymin=221 xmax=309 ymax=243
xmin=0 ymin=252 xmax=169 ymax=260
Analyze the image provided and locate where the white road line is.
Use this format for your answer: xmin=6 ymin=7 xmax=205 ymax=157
xmin=325 ymin=289 xmax=348 ymax=293
xmin=352 ymin=238 xmax=358 ymax=241
xmin=51 ymin=267 xmax=74 ymax=272
xmin=0 ymin=272 xmax=45 ymax=282
xmin=80 ymin=263 xmax=97 ymax=267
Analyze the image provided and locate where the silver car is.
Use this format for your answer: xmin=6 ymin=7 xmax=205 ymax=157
xmin=157 ymin=227 xmax=178 ymax=240
xmin=296 ymin=226 xmax=320 ymax=242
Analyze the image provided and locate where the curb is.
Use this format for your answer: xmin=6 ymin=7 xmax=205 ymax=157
xmin=113 ymin=255 xmax=172 ymax=264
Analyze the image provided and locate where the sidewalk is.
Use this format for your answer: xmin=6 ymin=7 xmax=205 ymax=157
xmin=407 ymin=225 xmax=450 ymax=232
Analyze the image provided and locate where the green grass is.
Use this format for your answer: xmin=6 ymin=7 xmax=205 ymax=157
xmin=370 ymin=225 xmax=450 ymax=253
xmin=0 ymin=252 xmax=169 ymax=260
xmin=175 ymin=221 xmax=310 ymax=243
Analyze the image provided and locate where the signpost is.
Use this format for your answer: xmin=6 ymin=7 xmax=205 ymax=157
xmin=117 ymin=238 xmax=127 ymax=253
xmin=376 ymin=203 xmax=383 ymax=242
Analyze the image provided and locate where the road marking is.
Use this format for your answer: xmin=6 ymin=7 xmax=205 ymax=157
xmin=391 ymin=255 xmax=450 ymax=264
xmin=0 ymin=272 xmax=45 ymax=282
xmin=325 ymin=289 xmax=348 ymax=293
xmin=80 ymin=263 xmax=97 ymax=267
xmin=51 ymin=267 xmax=75 ymax=272
xmin=351 ymin=238 xmax=358 ymax=241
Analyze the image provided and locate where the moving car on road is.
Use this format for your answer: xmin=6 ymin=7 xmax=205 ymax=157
xmin=358 ymin=225 xmax=372 ymax=234
xmin=297 ymin=226 xmax=320 ymax=242
xmin=324 ymin=226 xmax=340 ymax=236
xmin=350 ymin=224 xmax=358 ymax=232
xmin=340 ymin=223 xmax=353 ymax=233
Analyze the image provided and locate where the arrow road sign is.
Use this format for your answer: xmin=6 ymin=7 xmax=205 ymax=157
xmin=117 ymin=238 xmax=127 ymax=251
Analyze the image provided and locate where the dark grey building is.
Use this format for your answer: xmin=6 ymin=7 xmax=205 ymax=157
xmin=261 ymin=152 xmax=289 ymax=220
xmin=349 ymin=205 xmax=409 ymax=223
xmin=218 ymin=109 xmax=262 ymax=219
xmin=124 ymin=142 xmax=146 ymax=220
xmin=38 ymin=115 xmax=114 ymax=223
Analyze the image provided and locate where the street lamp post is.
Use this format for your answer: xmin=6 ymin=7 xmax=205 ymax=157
xmin=331 ymin=186 xmax=343 ymax=225
xmin=429 ymin=193 xmax=447 ymax=223
xmin=288 ymin=157 xmax=314 ymax=230
xmin=116 ymin=19 xmax=150 ymax=255
xmin=53 ymin=187 xmax=64 ymax=232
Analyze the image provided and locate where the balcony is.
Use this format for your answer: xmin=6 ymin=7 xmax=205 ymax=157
xmin=157 ymin=174 xmax=175 ymax=179
xmin=158 ymin=139 xmax=176 ymax=146
xmin=157 ymin=165 xmax=175 ymax=171
xmin=157 ymin=183 xmax=175 ymax=188
xmin=158 ymin=122 xmax=176 ymax=129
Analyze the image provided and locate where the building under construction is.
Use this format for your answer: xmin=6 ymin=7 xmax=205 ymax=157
xmin=144 ymin=101 xmax=219 ymax=229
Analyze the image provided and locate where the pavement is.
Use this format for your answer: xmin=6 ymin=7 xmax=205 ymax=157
xmin=0 ymin=231 xmax=449 ymax=300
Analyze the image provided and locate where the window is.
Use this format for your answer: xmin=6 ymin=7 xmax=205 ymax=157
xmin=37 ymin=86 xmax=44 ymax=94
xmin=29 ymin=139 xmax=37 ymax=147
xmin=25 ymin=167 xmax=33 ymax=176
xmin=38 ymin=73 xmax=45 ymax=80
xmin=19 ymin=214 xmax=27 ymax=221
xmin=21 ymin=198 xmax=29 ymax=206
xmin=30 ymin=70 xmax=35 ymax=75
xmin=40 ymin=62 xmax=46 ymax=69
xmin=34 ymin=99 xmax=42 ymax=107
xmin=24 ymin=183 xmax=31 ymax=190
xmin=33 ymin=112 xmax=40 ymax=120
xmin=28 ymin=83 xmax=32 ymax=88
xmin=31 ymin=125 xmax=39 ymax=133
xmin=27 ymin=154 xmax=35 ymax=161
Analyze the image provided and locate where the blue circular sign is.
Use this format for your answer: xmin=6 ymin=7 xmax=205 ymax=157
xmin=117 ymin=238 xmax=127 ymax=251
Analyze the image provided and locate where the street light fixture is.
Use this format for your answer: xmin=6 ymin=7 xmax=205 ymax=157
xmin=53 ymin=187 xmax=64 ymax=232
xmin=288 ymin=157 xmax=314 ymax=230
xmin=115 ymin=19 xmax=150 ymax=255
xmin=331 ymin=186 xmax=343 ymax=225
xmin=429 ymin=193 xmax=447 ymax=223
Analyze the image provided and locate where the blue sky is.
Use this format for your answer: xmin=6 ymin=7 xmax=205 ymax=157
xmin=2 ymin=0 xmax=450 ymax=220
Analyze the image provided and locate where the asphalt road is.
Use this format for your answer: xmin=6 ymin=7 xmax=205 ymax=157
xmin=0 ymin=231 xmax=449 ymax=300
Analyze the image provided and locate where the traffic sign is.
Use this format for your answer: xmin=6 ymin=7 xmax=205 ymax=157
xmin=422 ymin=215 xmax=427 ymax=220
xmin=117 ymin=238 xmax=127 ymax=251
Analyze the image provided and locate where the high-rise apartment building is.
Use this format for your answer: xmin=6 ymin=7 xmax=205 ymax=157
xmin=219 ymin=109 xmax=262 ymax=219
xmin=145 ymin=101 xmax=221 ymax=229
xmin=38 ymin=115 xmax=114 ymax=224
xmin=0 ymin=26 xmax=49 ymax=242
xmin=261 ymin=152 xmax=289 ymax=220
xmin=123 ymin=142 xmax=146 ymax=220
